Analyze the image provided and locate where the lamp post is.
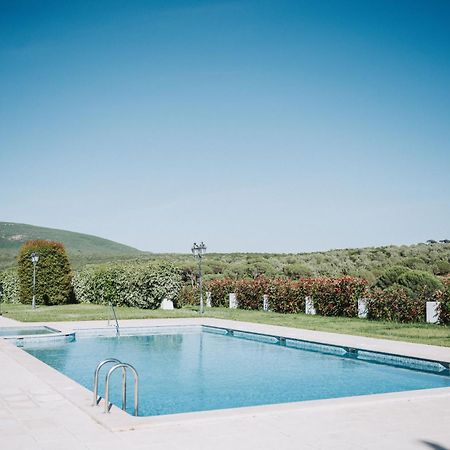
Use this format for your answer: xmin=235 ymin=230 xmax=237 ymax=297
xmin=191 ymin=242 xmax=206 ymax=314
xmin=31 ymin=252 xmax=39 ymax=309
xmin=0 ymin=283 xmax=3 ymax=316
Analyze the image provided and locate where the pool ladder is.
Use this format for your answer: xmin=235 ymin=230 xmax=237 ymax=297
xmin=92 ymin=359 xmax=139 ymax=416
xmin=107 ymin=301 xmax=120 ymax=337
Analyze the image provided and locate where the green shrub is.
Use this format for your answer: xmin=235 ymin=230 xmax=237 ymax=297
xmin=222 ymin=276 xmax=367 ymax=315
xmin=435 ymin=280 xmax=450 ymax=325
xmin=18 ymin=240 xmax=73 ymax=305
xmin=206 ymin=279 xmax=236 ymax=307
xmin=367 ymin=287 xmax=425 ymax=322
xmin=282 ymin=263 xmax=313 ymax=278
xmin=0 ymin=269 xmax=20 ymax=303
xmin=396 ymin=270 xmax=443 ymax=298
xmin=310 ymin=277 xmax=368 ymax=317
xmin=433 ymin=260 xmax=450 ymax=276
xmin=375 ymin=266 xmax=410 ymax=289
xmin=177 ymin=284 xmax=200 ymax=307
xmin=375 ymin=266 xmax=443 ymax=298
xmin=268 ymin=278 xmax=308 ymax=313
xmin=73 ymin=261 xmax=182 ymax=309
xmin=235 ymin=276 xmax=269 ymax=310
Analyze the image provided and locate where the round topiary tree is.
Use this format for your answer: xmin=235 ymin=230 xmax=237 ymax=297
xmin=18 ymin=240 xmax=74 ymax=306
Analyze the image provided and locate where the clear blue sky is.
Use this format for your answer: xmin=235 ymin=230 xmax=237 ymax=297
xmin=1 ymin=0 xmax=449 ymax=253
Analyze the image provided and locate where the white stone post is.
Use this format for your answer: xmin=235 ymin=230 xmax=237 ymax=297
xmin=305 ymin=296 xmax=316 ymax=315
xmin=206 ymin=291 xmax=212 ymax=308
xmin=229 ymin=293 xmax=238 ymax=309
xmin=263 ymin=294 xmax=269 ymax=312
xmin=358 ymin=298 xmax=368 ymax=319
xmin=426 ymin=301 xmax=440 ymax=324
xmin=160 ymin=298 xmax=174 ymax=310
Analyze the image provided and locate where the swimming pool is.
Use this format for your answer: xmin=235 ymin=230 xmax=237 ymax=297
xmin=0 ymin=325 xmax=59 ymax=337
xmin=23 ymin=325 xmax=450 ymax=417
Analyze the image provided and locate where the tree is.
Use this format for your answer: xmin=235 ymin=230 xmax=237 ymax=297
xmin=18 ymin=240 xmax=73 ymax=305
xmin=396 ymin=270 xmax=443 ymax=298
xmin=375 ymin=266 xmax=410 ymax=290
xmin=282 ymin=263 xmax=313 ymax=278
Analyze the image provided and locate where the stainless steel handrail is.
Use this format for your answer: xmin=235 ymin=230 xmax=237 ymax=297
xmin=104 ymin=363 xmax=139 ymax=416
xmin=92 ymin=358 xmax=122 ymax=406
xmin=108 ymin=301 xmax=120 ymax=337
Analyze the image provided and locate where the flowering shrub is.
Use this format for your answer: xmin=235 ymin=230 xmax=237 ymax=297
xmin=435 ymin=283 xmax=450 ymax=325
xmin=73 ymin=262 xmax=182 ymax=309
xmin=211 ymin=276 xmax=367 ymax=315
xmin=176 ymin=284 xmax=198 ymax=307
xmin=268 ymin=278 xmax=309 ymax=313
xmin=176 ymin=284 xmax=209 ymax=308
xmin=206 ymin=279 xmax=236 ymax=307
xmin=311 ymin=277 xmax=368 ymax=317
xmin=0 ymin=270 xmax=20 ymax=303
xmin=235 ymin=276 xmax=269 ymax=310
xmin=366 ymin=287 xmax=425 ymax=322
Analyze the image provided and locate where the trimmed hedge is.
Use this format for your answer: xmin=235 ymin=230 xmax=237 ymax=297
xmin=18 ymin=240 xmax=73 ymax=305
xmin=235 ymin=277 xmax=269 ymax=310
xmin=177 ymin=284 xmax=197 ymax=307
xmin=435 ymin=281 xmax=450 ymax=325
xmin=366 ymin=287 xmax=425 ymax=323
xmin=311 ymin=277 xmax=368 ymax=317
xmin=206 ymin=279 xmax=236 ymax=307
xmin=215 ymin=276 xmax=367 ymax=316
xmin=177 ymin=284 xmax=209 ymax=308
xmin=268 ymin=278 xmax=308 ymax=314
xmin=73 ymin=262 xmax=182 ymax=309
xmin=0 ymin=270 xmax=20 ymax=303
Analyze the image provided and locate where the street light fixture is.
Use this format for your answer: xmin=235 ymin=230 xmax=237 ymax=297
xmin=191 ymin=242 xmax=206 ymax=314
xmin=0 ymin=283 xmax=3 ymax=316
xmin=31 ymin=252 xmax=39 ymax=309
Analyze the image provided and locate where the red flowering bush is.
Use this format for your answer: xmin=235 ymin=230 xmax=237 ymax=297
xmin=310 ymin=277 xmax=368 ymax=317
xmin=235 ymin=276 xmax=269 ymax=310
xmin=231 ymin=276 xmax=367 ymax=315
xmin=366 ymin=287 xmax=425 ymax=322
xmin=435 ymin=284 xmax=450 ymax=325
xmin=206 ymin=279 xmax=236 ymax=307
xmin=268 ymin=278 xmax=309 ymax=313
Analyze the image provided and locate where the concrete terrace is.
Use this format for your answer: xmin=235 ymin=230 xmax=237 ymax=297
xmin=1 ymin=315 xmax=450 ymax=450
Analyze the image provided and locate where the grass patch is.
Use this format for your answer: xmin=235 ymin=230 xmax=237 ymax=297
xmin=0 ymin=303 xmax=199 ymax=322
xmin=2 ymin=303 xmax=449 ymax=347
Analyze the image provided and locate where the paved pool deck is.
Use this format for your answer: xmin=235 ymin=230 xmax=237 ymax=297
xmin=1 ymin=316 xmax=450 ymax=449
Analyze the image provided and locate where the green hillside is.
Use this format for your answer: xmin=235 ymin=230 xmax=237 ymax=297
xmin=0 ymin=222 xmax=141 ymax=269
xmin=1 ymin=222 xmax=449 ymax=283
xmin=144 ymin=243 xmax=450 ymax=284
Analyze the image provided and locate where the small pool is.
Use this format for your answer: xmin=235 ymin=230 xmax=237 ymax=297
xmin=23 ymin=325 xmax=450 ymax=417
xmin=0 ymin=326 xmax=59 ymax=337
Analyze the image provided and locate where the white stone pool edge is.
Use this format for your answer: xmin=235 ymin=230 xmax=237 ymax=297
xmin=1 ymin=317 xmax=450 ymax=449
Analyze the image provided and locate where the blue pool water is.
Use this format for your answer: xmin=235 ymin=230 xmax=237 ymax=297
xmin=24 ymin=326 xmax=450 ymax=416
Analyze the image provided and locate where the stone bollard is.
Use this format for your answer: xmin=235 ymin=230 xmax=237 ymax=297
xmin=206 ymin=291 xmax=212 ymax=308
xmin=263 ymin=294 xmax=269 ymax=312
xmin=426 ymin=301 xmax=440 ymax=324
xmin=358 ymin=298 xmax=368 ymax=319
xmin=229 ymin=293 xmax=238 ymax=309
xmin=160 ymin=298 xmax=174 ymax=310
xmin=305 ymin=296 xmax=316 ymax=315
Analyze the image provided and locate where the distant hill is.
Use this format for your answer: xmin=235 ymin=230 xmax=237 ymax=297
xmin=0 ymin=222 xmax=141 ymax=269
xmin=1 ymin=222 xmax=449 ymax=283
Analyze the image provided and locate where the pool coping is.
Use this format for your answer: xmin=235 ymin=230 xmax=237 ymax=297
xmin=2 ymin=316 xmax=450 ymax=432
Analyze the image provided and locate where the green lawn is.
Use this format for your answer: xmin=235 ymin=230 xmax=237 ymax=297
xmin=2 ymin=303 xmax=449 ymax=347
